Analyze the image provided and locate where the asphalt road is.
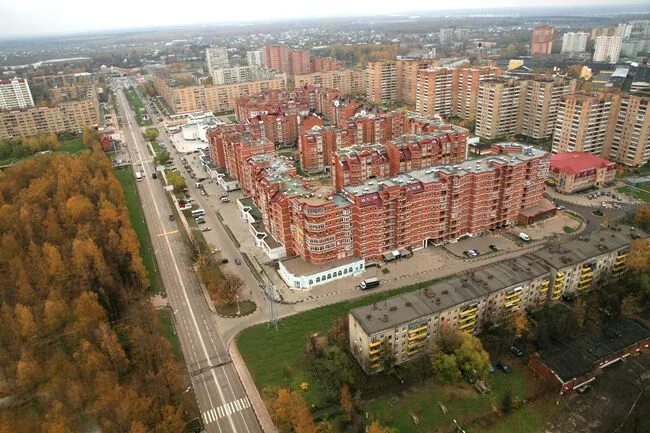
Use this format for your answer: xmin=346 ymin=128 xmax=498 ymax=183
xmin=115 ymin=89 xmax=262 ymax=433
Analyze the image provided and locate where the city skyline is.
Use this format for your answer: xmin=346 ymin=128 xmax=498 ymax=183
xmin=0 ymin=0 xmax=648 ymax=38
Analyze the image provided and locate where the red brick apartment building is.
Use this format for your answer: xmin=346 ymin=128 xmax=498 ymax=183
xmin=310 ymin=57 xmax=342 ymax=72
xmin=341 ymin=143 xmax=548 ymax=261
xmin=207 ymin=125 xmax=276 ymax=181
xmin=263 ymin=45 xmax=290 ymax=73
xmin=299 ymin=126 xmax=353 ymax=173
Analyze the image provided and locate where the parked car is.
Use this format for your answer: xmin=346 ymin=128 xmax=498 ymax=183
xmin=518 ymin=232 xmax=531 ymax=242
xmin=464 ymin=250 xmax=478 ymax=258
xmin=496 ymin=361 xmax=512 ymax=374
xmin=576 ymin=384 xmax=592 ymax=394
xmin=220 ymin=258 xmax=229 ymax=264
xmin=489 ymin=244 xmax=498 ymax=252
xmin=212 ymin=248 xmax=222 ymax=253
xmin=168 ymin=214 xmax=174 ymax=221
xmin=200 ymin=226 xmax=211 ymax=232
xmin=510 ymin=345 xmax=524 ymax=357
xmin=152 ymin=172 xmax=157 ymax=179
xmin=556 ymin=205 xmax=565 ymax=210
xmin=235 ymin=258 xmax=242 ymax=265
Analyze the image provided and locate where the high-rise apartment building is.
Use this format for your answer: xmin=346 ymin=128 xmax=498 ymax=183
xmin=293 ymin=69 xmax=365 ymax=96
xmin=396 ymin=60 xmax=433 ymax=104
xmin=452 ymin=66 xmax=502 ymax=121
xmin=552 ymin=92 xmax=615 ymax=155
xmin=604 ymin=91 xmax=650 ymax=167
xmin=591 ymin=27 xmax=616 ymax=39
xmin=212 ymin=66 xmax=277 ymax=85
xmin=263 ymin=45 xmax=290 ymax=73
xmin=246 ymin=50 xmax=264 ymax=67
xmin=475 ymin=78 xmax=523 ymax=140
xmin=0 ymin=78 xmax=34 ymax=110
xmin=288 ymin=50 xmax=311 ymax=76
xmin=206 ymin=47 xmax=230 ymax=74
xmin=415 ymin=68 xmax=454 ymax=116
xmin=561 ymin=32 xmax=589 ymax=53
xmin=593 ymin=36 xmax=623 ymax=63
xmin=365 ymin=61 xmax=398 ymax=104
xmin=518 ymin=77 xmax=577 ymax=140
xmin=440 ymin=28 xmax=455 ymax=44
xmin=531 ymin=25 xmax=554 ymax=56
xmin=616 ymin=22 xmax=633 ymax=40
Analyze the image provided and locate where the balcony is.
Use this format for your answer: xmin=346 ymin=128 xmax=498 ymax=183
xmin=369 ymin=340 xmax=382 ymax=348
xmin=505 ymin=290 xmax=522 ymax=300
xmin=459 ymin=320 xmax=476 ymax=331
xmin=460 ymin=307 xmax=478 ymax=317
xmin=369 ymin=354 xmax=382 ymax=363
xmin=408 ymin=332 xmax=429 ymax=342
xmin=505 ymin=298 xmax=521 ymax=308
xmin=408 ymin=324 xmax=428 ymax=334
xmin=369 ymin=347 xmax=382 ymax=356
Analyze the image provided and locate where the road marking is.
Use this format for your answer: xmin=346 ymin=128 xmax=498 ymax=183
xmin=202 ymin=397 xmax=251 ymax=423
xmin=157 ymin=229 xmax=179 ymax=237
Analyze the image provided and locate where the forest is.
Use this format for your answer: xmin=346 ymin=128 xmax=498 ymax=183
xmin=0 ymin=135 xmax=189 ymax=432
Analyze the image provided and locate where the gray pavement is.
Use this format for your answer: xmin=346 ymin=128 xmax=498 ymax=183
xmin=115 ymin=89 xmax=263 ymax=433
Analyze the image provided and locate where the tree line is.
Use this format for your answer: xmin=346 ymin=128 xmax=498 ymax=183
xmin=0 ymin=134 xmax=60 ymax=162
xmin=0 ymin=132 xmax=190 ymax=432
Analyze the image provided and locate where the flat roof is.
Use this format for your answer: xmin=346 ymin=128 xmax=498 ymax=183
xmin=539 ymin=318 xmax=650 ymax=382
xmin=538 ymin=226 xmax=642 ymax=269
xmin=344 ymin=145 xmax=546 ymax=197
xmin=281 ymin=255 xmax=362 ymax=276
xmin=351 ymin=254 xmax=549 ymax=335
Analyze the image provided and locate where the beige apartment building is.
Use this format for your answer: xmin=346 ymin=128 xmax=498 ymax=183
xmin=365 ymin=61 xmax=398 ymax=104
xmin=293 ymin=69 xmax=364 ymax=96
xmin=518 ymin=77 xmax=577 ymax=140
xmin=452 ymin=66 xmax=502 ymax=121
xmin=415 ymin=67 xmax=454 ymax=116
xmin=349 ymin=226 xmax=638 ymax=374
xmin=396 ymin=60 xmax=434 ymax=104
xmin=603 ymin=91 xmax=650 ymax=167
xmin=153 ymin=73 xmax=287 ymax=114
xmin=552 ymin=92 xmax=615 ymax=155
xmin=475 ymin=78 xmax=522 ymax=140
xmin=0 ymin=88 xmax=99 ymax=140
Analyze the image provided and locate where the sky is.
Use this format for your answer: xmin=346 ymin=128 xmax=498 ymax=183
xmin=0 ymin=0 xmax=647 ymax=38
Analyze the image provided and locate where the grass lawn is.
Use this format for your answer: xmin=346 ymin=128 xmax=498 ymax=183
xmin=115 ymin=168 xmax=162 ymax=294
xmin=366 ymin=362 xmax=536 ymax=432
xmin=479 ymin=397 xmax=563 ymax=433
xmin=237 ymin=277 xmax=448 ymax=407
xmin=563 ymin=225 xmax=576 ymax=233
xmin=617 ymin=186 xmax=650 ymax=203
xmin=0 ymin=135 xmax=87 ymax=166
xmin=157 ymin=309 xmax=182 ymax=361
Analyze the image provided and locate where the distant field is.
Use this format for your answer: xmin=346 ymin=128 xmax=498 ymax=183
xmin=115 ymin=168 xmax=162 ymax=294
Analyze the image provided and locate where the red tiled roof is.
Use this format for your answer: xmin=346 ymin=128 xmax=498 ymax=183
xmin=550 ymin=152 xmax=615 ymax=175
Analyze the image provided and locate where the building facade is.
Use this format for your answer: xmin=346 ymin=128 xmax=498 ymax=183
xmin=561 ymin=32 xmax=589 ymax=53
xmin=415 ymin=67 xmax=454 ymax=116
xmin=212 ymin=66 xmax=277 ymax=85
xmin=0 ymin=78 xmax=34 ymax=110
xmin=593 ymin=36 xmax=623 ymax=63
xmin=293 ymin=69 xmax=365 ymax=96
xmin=246 ymin=50 xmax=264 ymax=67
xmin=552 ymin=92 xmax=615 ymax=155
xmin=475 ymin=78 xmax=523 ymax=140
xmin=603 ymin=91 xmax=650 ymax=167
xmin=518 ymin=77 xmax=577 ymax=140
xmin=349 ymin=225 xmax=640 ymax=374
xmin=452 ymin=66 xmax=502 ymax=121
xmin=206 ymin=47 xmax=230 ymax=74
xmin=263 ymin=45 xmax=290 ymax=73
xmin=288 ymin=50 xmax=311 ymax=76
xmin=531 ymin=25 xmax=555 ymax=55
xmin=365 ymin=61 xmax=398 ymax=104
xmin=549 ymin=152 xmax=616 ymax=194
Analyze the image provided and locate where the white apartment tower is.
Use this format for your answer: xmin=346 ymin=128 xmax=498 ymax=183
xmin=561 ymin=32 xmax=589 ymax=53
xmin=0 ymin=78 xmax=35 ymax=110
xmin=616 ymin=23 xmax=633 ymax=40
xmin=206 ymin=47 xmax=230 ymax=74
xmin=593 ymin=36 xmax=623 ymax=63
xmin=246 ymin=50 xmax=264 ymax=67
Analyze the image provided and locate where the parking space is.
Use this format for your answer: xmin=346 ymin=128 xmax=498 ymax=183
xmin=510 ymin=212 xmax=582 ymax=242
xmin=444 ymin=234 xmax=518 ymax=258
xmin=547 ymin=182 xmax=638 ymax=208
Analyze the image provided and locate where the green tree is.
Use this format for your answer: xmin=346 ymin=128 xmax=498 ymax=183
xmin=154 ymin=151 xmax=170 ymax=166
xmin=144 ymin=128 xmax=160 ymax=141
xmin=454 ymin=333 xmax=490 ymax=380
xmin=430 ymin=349 xmax=461 ymax=384
xmin=166 ymin=171 xmax=186 ymax=193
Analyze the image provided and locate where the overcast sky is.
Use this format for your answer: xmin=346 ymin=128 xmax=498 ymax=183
xmin=0 ymin=0 xmax=646 ymax=38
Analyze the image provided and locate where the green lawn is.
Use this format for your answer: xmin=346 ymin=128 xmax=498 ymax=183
xmin=618 ymin=186 xmax=650 ymax=203
xmin=0 ymin=135 xmax=87 ymax=166
xmin=125 ymin=89 xmax=151 ymax=126
xmin=157 ymin=309 xmax=182 ymax=361
xmin=237 ymin=277 xmax=448 ymax=406
xmin=563 ymin=226 xmax=576 ymax=233
xmin=366 ymin=363 xmax=535 ymax=432
xmin=480 ymin=397 xmax=564 ymax=433
xmin=115 ymin=168 xmax=162 ymax=294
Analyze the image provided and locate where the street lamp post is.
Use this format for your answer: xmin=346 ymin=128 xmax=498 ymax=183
xmin=236 ymin=294 xmax=241 ymax=316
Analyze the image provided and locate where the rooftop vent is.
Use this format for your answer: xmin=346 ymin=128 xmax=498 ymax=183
xmin=389 ymin=306 xmax=398 ymax=312
xmin=366 ymin=314 xmax=372 ymax=320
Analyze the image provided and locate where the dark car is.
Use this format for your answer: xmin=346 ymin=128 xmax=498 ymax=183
xmin=489 ymin=244 xmax=498 ymax=252
xmin=220 ymin=258 xmax=229 ymax=264
xmin=152 ymin=172 xmax=157 ymax=179
xmin=496 ymin=361 xmax=512 ymax=374
xmin=235 ymin=258 xmax=242 ymax=265
xmin=168 ymin=214 xmax=174 ymax=221
xmin=510 ymin=345 xmax=524 ymax=357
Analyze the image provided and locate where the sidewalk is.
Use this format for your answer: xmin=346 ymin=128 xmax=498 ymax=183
xmin=229 ymin=342 xmax=278 ymax=433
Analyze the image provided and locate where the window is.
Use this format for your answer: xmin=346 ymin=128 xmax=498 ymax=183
xmin=316 ymin=277 xmax=320 ymax=282
xmin=344 ymin=268 xmax=348 ymax=274
xmin=349 ymin=267 xmax=353 ymax=273
xmin=338 ymin=270 xmax=342 ymax=276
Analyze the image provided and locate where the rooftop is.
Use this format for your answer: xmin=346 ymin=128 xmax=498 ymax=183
xmin=537 ymin=225 xmax=643 ymax=269
xmin=550 ymin=152 xmax=615 ymax=175
xmin=539 ymin=318 xmax=650 ymax=382
xmin=351 ymin=254 xmax=549 ymax=335
xmin=344 ymin=144 xmax=546 ymax=197
xmin=281 ymin=255 xmax=362 ymax=276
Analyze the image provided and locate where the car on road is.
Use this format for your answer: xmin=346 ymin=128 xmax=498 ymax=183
xmin=464 ymin=249 xmax=479 ymax=257
xmin=196 ymin=219 xmax=206 ymax=225
xmin=220 ymin=258 xmax=229 ymax=264
xmin=489 ymin=244 xmax=498 ymax=252
xmin=496 ymin=361 xmax=512 ymax=374
xmin=510 ymin=345 xmax=524 ymax=357
xmin=169 ymin=214 xmax=174 ymax=221
xmin=235 ymin=258 xmax=242 ymax=265
xmin=556 ymin=205 xmax=565 ymax=210
xmin=200 ymin=227 xmax=211 ymax=232
xmin=212 ymin=248 xmax=222 ymax=253
xmin=152 ymin=172 xmax=157 ymax=179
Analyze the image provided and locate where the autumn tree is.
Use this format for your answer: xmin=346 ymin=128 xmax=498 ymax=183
xmin=367 ymin=420 xmax=392 ymax=433
xmin=573 ymin=298 xmax=588 ymax=331
xmin=628 ymin=238 xmax=650 ymax=274
xmin=144 ymin=128 xmax=160 ymax=141
xmin=340 ymin=384 xmax=354 ymax=423
xmin=633 ymin=206 xmax=650 ymax=231
xmin=271 ymin=388 xmax=318 ymax=433
xmin=166 ymin=170 xmax=186 ymax=193
xmin=430 ymin=349 xmax=461 ymax=384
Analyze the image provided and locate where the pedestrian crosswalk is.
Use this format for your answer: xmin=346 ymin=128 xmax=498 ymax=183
xmin=202 ymin=397 xmax=251 ymax=424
